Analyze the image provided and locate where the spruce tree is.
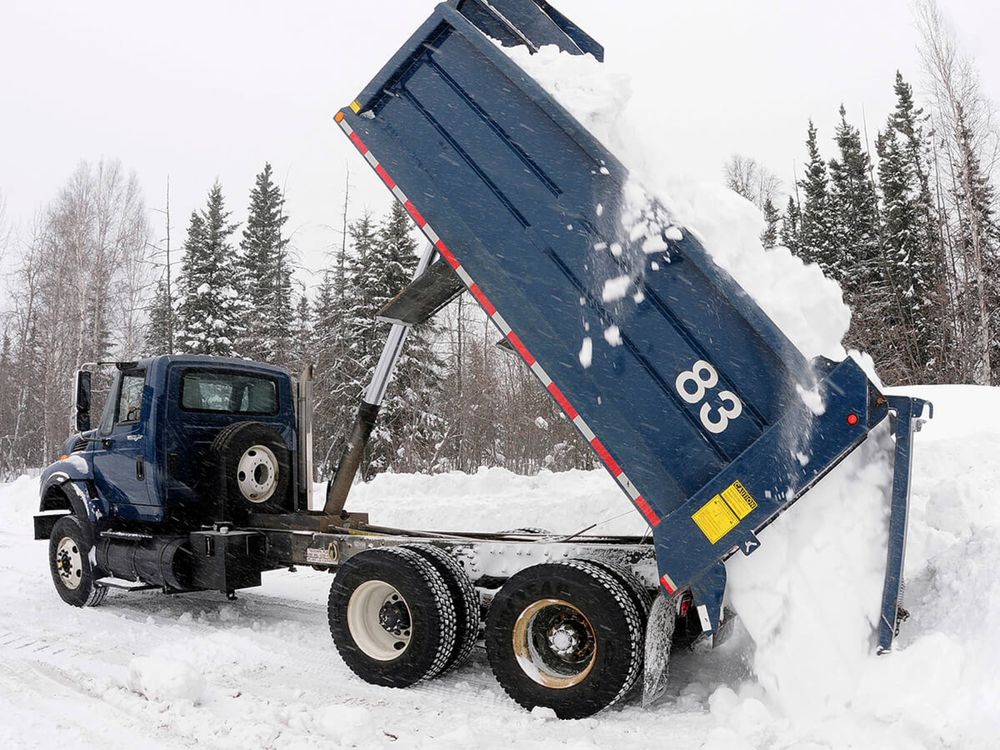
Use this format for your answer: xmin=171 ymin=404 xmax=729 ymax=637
xmin=346 ymin=203 xmax=444 ymax=476
xmin=175 ymin=183 xmax=242 ymax=356
xmin=828 ymin=106 xmax=887 ymax=359
xmin=313 ymin=214 xmax=379 ymax=477
xmin=313 ymin=270 xmax=351 ymax=477
xmin=240 ymin=163 xmax=293 ymax=365
xmin=876 ymin=72 xmax=947 ymax=382
xmin=797 ymin=121 xmax=836 ymax=274
xmin=781 ymin=196 xmax=802 ymax=255
xmin=290 ymin=293 xmax=312 ymax=374
xmin=829 ymin=105 xmax=882 ymax=295
xmin=145 ymin=278 xmax=173 ymax=354
xmin=761 ymin=198 xmax=781 ymax=249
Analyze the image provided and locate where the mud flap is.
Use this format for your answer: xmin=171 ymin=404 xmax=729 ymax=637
xmin=642 ymin=593 xmax=676 ymax=707
xmin=690 ymin=562 xmax=727 ymax=640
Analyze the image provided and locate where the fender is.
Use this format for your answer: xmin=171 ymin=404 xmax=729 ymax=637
xmin=37 ymin=457 xmax=104 ymax=544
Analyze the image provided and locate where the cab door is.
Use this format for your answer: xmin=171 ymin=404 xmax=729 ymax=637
xmin=91 ymin=367 xmax=153 ymax=520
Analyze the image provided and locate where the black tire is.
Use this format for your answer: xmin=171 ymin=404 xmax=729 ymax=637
xmin=584 ymin=560 xmax=652 ymax=617
xmin=404 ymin=544 xmax=480 ymax=674
xmin=210 ymin=421 xmax=291 ymax=518
xmin=48 ymin=515 xmax=107 ymax=608
xmin=329 ymin=548 xmax=458 ymax=688
xmin=581 ymin=561 xmax=652 ymax=704
xmin=485 ymin=560 xmax=643 ymax=719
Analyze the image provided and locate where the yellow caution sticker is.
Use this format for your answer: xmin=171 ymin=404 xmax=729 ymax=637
xmin=721 ymin=480 xmax=757 ymax=520
xmin=693 ymin=480 xmax=758 ymax=544
xmin=350 ymin=100 xmax=362 ymax=114
xmin=692 ymin=495 xmax=739 ymax=544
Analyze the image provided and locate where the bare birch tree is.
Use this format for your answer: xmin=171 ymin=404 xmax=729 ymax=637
xmin=915 ymin=0 xmax=1000 ymax=384
xmin=3 ymin=160 xmax=152 ymax=470
xmin=724 ymin=154 xmax=783 ymax=211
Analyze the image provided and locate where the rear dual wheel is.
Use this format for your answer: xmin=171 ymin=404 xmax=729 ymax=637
xmin=328 ymin=550 xmax=648 ymax=720
xmin=485 ymin=560 xmax=645 ymax=719
xmin=328 ymin=546 xmax=479 ymax=688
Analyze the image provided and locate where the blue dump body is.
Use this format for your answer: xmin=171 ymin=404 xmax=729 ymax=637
xmin=337 ymin=0 xmax=929 ymax=650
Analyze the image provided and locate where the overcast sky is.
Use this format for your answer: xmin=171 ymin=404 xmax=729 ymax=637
xmin=1 ymin=0 xmax=996 ymax=290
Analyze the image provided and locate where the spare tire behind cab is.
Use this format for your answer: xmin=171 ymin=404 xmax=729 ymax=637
xmin=210 ymin=421 xmax=291 ymax=518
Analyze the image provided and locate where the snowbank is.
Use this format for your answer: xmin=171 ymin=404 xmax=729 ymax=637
xmin=128 ymin=656 xmax=206 ymax=704
xmin=2 ymin=388 xmax=999 ymax=748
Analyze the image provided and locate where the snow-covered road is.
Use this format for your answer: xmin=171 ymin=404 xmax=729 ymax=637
xmin=2 ymin=385 xmax=999 ymax=748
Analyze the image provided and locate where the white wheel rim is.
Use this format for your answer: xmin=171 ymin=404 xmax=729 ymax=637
xmin=55 ymin=536 xmax=84 ymax=590
xmin=237 ymin=444 xmax=279 ymax=503
xmin=347 ymin=580 xmax=412 ymax=661
xmin=512 ymin=598 xmax=597 ymax=689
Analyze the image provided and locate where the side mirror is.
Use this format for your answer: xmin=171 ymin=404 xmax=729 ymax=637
xmin=73 ymin=370 xmax=92 ymax=433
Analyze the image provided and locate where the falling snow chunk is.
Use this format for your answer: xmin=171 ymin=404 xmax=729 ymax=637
xmin=593 ymin=241 xmax=608 ymax=251
xmin=578 ymin=337 xmax=593 ymax=368
xmin=665 ymin=226 xmax=684 ymax=241
xmin=610 ymin=242 xmax=623 ymax=257
xmin=596 ymin=203 xmax=604 ymax=216
xmin=629 ymin=222 xmax=650 ymax=242
xmin=534 ymin=416 xmax=549 ymax=430
xmin=651 ymin=262 xmax=660 ymax=271
xmin=642 ymin=235 xmax=668 ymax=254
xmin=599 ymin=166 xmax=610 ymax=175
xmin=634 ymin=291 xmax=646 ymax=303
xmin=603 ymin=326 xmax=622 ymax=346
xmin=601 ymin=275 xmax=631 ymax=302
xmin=566 ymin=224 xmax=574 ymax=231
xmin=796 ymin=384 xmax=827 ymax=416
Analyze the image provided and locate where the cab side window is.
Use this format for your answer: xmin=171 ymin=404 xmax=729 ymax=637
xmin=117 ymin=371 xmax=146 ymax=424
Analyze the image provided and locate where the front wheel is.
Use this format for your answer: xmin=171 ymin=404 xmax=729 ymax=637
xmin=48 ymin=515 xmax=107 ymax=608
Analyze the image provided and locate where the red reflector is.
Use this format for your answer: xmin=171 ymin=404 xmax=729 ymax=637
xmin=847 ymin=413 xmax=860 ymax=426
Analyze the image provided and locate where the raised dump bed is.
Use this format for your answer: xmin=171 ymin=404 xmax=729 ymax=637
xmin=336 ymin=0 xmax=929 ymax=649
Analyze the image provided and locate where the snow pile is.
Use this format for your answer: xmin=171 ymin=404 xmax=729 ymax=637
xmin=501 ymin=42 xmax=999 ymax=741
xmin=314 ymin=704 xmax=377 ymax=745
xmin=128 ymin=656 xmax=205 ymax=704
xmin=726 ymin=427 xmax=895 ymax=717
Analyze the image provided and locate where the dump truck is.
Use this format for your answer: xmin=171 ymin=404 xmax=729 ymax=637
xmin=33 ymin=0 xmax=930 ymax=720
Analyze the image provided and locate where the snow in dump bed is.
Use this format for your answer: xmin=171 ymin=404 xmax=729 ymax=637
xmin=1 ymin=389 xmax=999 ymax=748
xmin=502 ymin=43 xmax=850 ymax=363
xmin=500 ymin=43 xmax=1000 ymax=743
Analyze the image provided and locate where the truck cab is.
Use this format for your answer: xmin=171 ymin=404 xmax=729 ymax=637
xmin=35 ymin=354 xmax=312 ymax=604
xmin=39 ymin=355 xmax=303 ymax=530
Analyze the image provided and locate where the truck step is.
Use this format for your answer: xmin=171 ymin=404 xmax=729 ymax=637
xmin=95 ymin=577 xmax=158 ymax=592
xmin=99 ymin=530 xmax=154 ymax=541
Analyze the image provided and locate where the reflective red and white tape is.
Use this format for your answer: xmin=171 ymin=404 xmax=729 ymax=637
xmin=336 ymin=111 xmax=662 ymax=531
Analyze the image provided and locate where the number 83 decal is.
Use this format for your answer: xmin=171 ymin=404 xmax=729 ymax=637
xmin=674 ymin=360 xmax=743 ymax=434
